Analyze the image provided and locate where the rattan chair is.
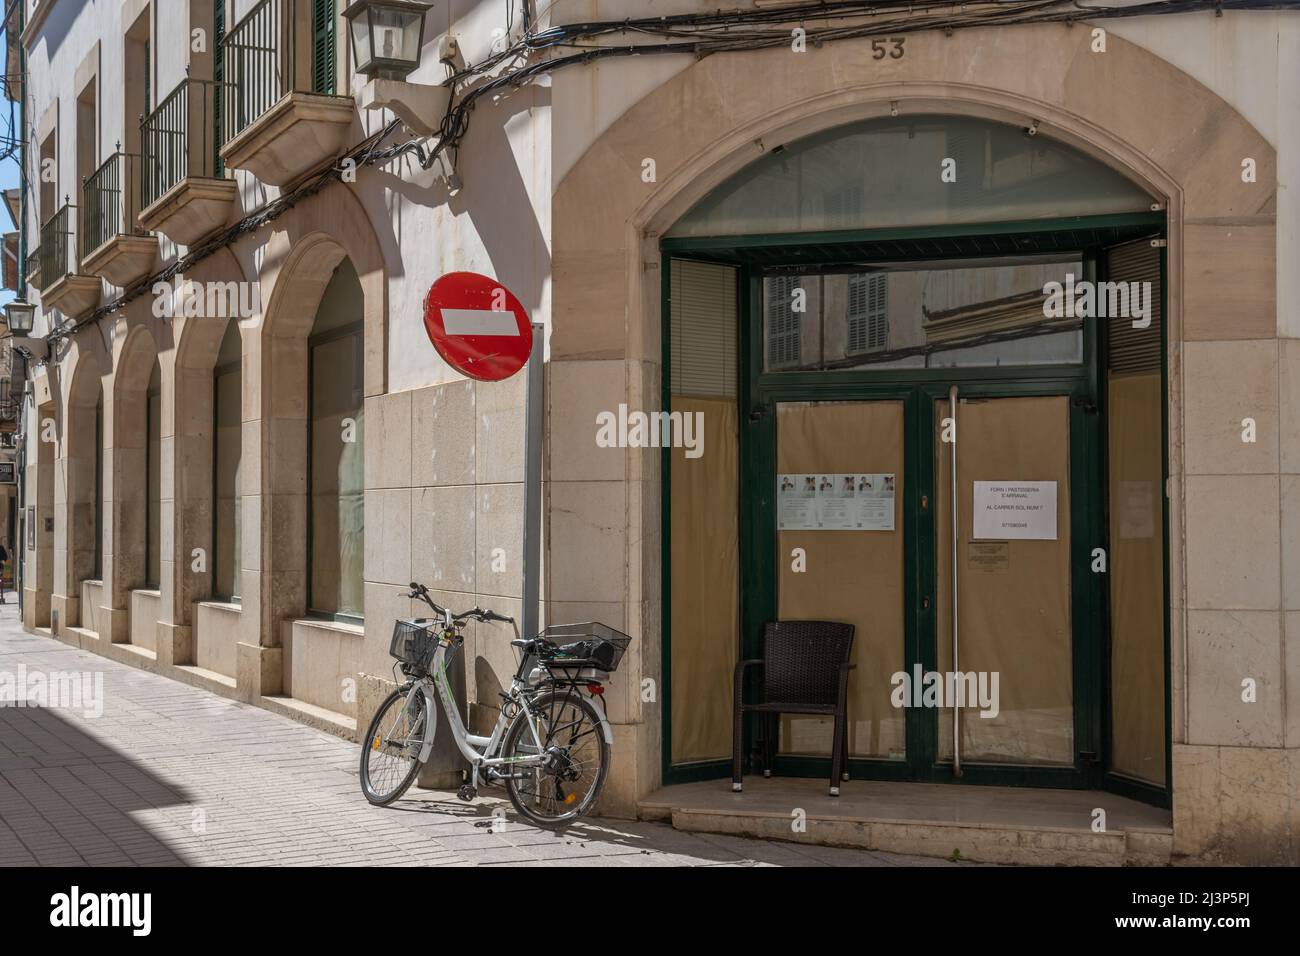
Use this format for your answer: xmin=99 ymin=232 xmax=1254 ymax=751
xmin=732 ymin=620 xmax=856 ymax=796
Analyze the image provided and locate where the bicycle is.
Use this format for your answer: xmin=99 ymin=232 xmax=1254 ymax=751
xmin=358 ymin=581 xmax=630 ymax=827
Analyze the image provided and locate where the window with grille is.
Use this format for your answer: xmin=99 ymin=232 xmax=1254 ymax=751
xmin=847 ymin=274 xmax=888 ymax=354
xmin=766 ymin=275 xmax=801 ymax=369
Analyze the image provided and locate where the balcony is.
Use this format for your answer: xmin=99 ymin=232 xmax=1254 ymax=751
xmin=25 ymin=247 xmax=40 ymax=289
xmin=80 ymin=150 xmax=158 ymax=287
xmin=219 ymin=0 xmax=353 ymax=187
xmin=38 ymin=204 xmax=101 ymax=320
xmin=139 ymin=78 xmax=237 ymax=247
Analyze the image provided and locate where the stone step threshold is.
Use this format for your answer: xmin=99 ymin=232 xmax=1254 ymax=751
xmin=37 ymin=624 xmax=357 ymax=743
xmin=639 ymin=777 xmax=1173 ymax=866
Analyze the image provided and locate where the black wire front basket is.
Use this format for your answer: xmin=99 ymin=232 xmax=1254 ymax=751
xmin=537 ymin=622 xmax=632 ymax=674
xmin=389 ymin=619 xmax=439 ymax=674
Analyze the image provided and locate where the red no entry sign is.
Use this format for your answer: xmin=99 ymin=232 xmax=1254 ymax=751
xmin=423 ymin=272 xmax=533 ymax=382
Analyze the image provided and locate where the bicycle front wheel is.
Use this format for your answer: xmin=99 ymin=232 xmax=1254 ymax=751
xmin=359 ymin=687 xmax=427 ymax=806
xmin=501 ymin=689 xmax=610 ymax=827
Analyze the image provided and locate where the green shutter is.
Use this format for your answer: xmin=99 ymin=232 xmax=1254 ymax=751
xmin=765 ymin=275 xmax=801 ymax=370
xmin=214 ymin=1 xmax=225 ymax=174
xmin=144 ymin=39 xmax=151 ymax=111
xmin=847 ymin=274 xmax=889 ymax=354
xmin=312 ymin=0 xmax=336 ymax=94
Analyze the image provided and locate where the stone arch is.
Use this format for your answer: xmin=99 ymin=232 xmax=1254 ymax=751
xmin=253 ymin=183 xmax=387 ymax=396
xmin=52 ymin=333 xmax=110 ymax=632
xmin=25 ymin=392 xmax=56 ymax=628
xmin=163 ymin=246 xmax=252 ymax=666
xmin=235 ymin=194 xmax=385 ymax=699
xmin=103 ymin=320 xmax=161 ymax=643
xmin=548 ymin=22 xmax=1277 ymax=811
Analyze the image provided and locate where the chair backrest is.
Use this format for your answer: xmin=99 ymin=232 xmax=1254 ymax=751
xmin=761 ymin=620 xmax=856 ymax=707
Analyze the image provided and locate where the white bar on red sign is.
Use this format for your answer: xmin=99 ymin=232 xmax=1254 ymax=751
xmin=440 ymin=309 xmax=520 ymax=336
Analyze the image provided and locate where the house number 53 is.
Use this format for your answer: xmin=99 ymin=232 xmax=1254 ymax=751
xmin=872 ymin=37 xmax=906 ymax=60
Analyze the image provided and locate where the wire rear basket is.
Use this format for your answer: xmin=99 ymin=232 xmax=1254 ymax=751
xmin=390 ymin=618 xmax=439 ymax=674
xmin=537 ymin=622 xmax=632 ymax=674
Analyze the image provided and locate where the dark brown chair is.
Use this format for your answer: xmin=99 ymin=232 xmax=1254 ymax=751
xmin=732 ymin=620 xmax=856 ymax=796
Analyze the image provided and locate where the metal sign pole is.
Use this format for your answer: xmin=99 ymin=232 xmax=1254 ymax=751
xmin=521 ymin=323 xmax=544 ymax=642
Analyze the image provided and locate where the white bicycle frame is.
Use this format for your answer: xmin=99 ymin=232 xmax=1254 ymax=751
xmin=397 ymin=607 xmax=614 ymax=792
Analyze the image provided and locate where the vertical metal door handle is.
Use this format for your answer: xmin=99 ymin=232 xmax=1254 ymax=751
xmin=949 ymin=384 xmax=962 ymax=778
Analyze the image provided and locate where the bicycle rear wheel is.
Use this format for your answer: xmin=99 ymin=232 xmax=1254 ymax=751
xmin=501 ymin=689 xmax=609 ymax=827
xmin=360 ymin=687 xmax=427 ymax=805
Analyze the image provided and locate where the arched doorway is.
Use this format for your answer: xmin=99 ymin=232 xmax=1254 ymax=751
xmin=661 ymin=114 xmax=1169 ymax=805
xmin=110 ymin=326 xmax=160 ymax=649
xmin=244 ymin=232 xmax=375 ymax=714
xmin=57 ymin=354 xmax=104 ymax=633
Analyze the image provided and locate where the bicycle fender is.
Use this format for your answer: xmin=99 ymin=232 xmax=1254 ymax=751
xmin=417 ymin=683 xmax=439 ymax=763
xmin=588 ymin=692 xmax=615 ymax=746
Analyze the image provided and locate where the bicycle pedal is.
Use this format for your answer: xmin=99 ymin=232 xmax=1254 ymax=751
xmin=456 ymin=784 xmax=478 ymax=802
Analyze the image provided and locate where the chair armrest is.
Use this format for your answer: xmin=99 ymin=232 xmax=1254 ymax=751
xmin=734 ymin=659 xmax=764 ymax=682
xmin=734 ymin=659 xmax=764 ymax=707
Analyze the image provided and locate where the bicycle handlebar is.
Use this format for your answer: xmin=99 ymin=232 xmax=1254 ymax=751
xmin=403 ymin=582 xmax=514 ymax=626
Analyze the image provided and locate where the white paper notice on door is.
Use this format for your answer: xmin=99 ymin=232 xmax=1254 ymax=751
xmin=972 ymin=481 xmax=1057 ymax=540
xmin=1118 ymin=480 xmax=1154 ymax=539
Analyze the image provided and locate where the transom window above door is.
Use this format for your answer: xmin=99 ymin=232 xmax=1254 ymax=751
xmin=668 ymin=114 xmax=1155 ymax=238
xmin=760 ymin=254 xmax=1085 ymax=373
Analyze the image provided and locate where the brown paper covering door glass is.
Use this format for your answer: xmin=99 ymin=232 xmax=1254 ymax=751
xmin=1104 ymin=238 xmax=1166 ymax=787
xmin=935 ymin=395 xmax=1074 ymax=766
xmin=1107 ymin=373 xmax=1166 ymax=785
xmin=777 ymin=401 xmax=906 ymax=759
xmin=669 ymin=397 xmax=739 ymax=763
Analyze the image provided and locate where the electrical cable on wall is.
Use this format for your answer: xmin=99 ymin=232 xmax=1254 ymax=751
xmin=382 ymin=0 xmax=1293 ymax=174
xmin=7 ymin=0 xmax=1293 ymax=349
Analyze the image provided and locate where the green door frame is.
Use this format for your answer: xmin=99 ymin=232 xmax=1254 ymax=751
xmin=660 ymin=214 xmax=1171 ymax=808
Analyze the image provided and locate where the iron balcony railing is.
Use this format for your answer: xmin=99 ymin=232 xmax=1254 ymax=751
xmin=141 ymin=78 xmax=223 ymax=210
xmin=25 ymin=247 xmax=40 ymax=287
xmin=81 ymin=149 xmax=146 ymax=259
xmin=223 ymin=0 xmax=335 ymax=143
xmin=38 ymin=203 xmax=76 ymax=291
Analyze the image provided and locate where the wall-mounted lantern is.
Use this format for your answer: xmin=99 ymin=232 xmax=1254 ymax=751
xmin=346 ymin=0 xmax=449 ymax=139
xmin=4 ymin=300 xmax=48 ymax=361
xmin=4 ymin=300 xmax=35 ymax=336
xmin=343 ymin=0 xmax=434 ymax=82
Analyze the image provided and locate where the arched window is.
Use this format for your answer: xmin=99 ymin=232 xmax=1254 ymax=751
xmin=667 ymin=114 xmax=1154 ymax=238
xmin=307 ymin=260 xmax=364 ymax=621
xmin=145 ymin=360 xmax=161 ymax=589
xmin=213 ymin=321 xmax=242 ymax=601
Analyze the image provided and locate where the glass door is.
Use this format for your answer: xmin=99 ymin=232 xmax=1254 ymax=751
xmin=932 ymin=391 xmax=1077 ymax=773
xmin=755 ymin=384 xmax=1098 ymax=788
xmin=773 ymin=400 xmax=908 ymax=764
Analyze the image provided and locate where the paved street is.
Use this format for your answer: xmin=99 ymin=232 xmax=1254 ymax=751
xmin=0 ymin=608 xmax=948 ymax=867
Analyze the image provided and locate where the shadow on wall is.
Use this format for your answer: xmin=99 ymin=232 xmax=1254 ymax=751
xmin=473 ymin=653 xmax=505 ymax=735
xmin=25 ymin=0 xmax=79 ymax=61
xmin=368 ymin=83 xmax=552 ymax=316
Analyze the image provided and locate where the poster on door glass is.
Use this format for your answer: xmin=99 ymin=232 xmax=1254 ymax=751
xmin=778 ymin=473 xmax=895 ymax=530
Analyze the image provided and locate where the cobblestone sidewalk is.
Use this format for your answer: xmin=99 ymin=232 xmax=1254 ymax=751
xmin=0 ymin=608 xmax=950 ymax=867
